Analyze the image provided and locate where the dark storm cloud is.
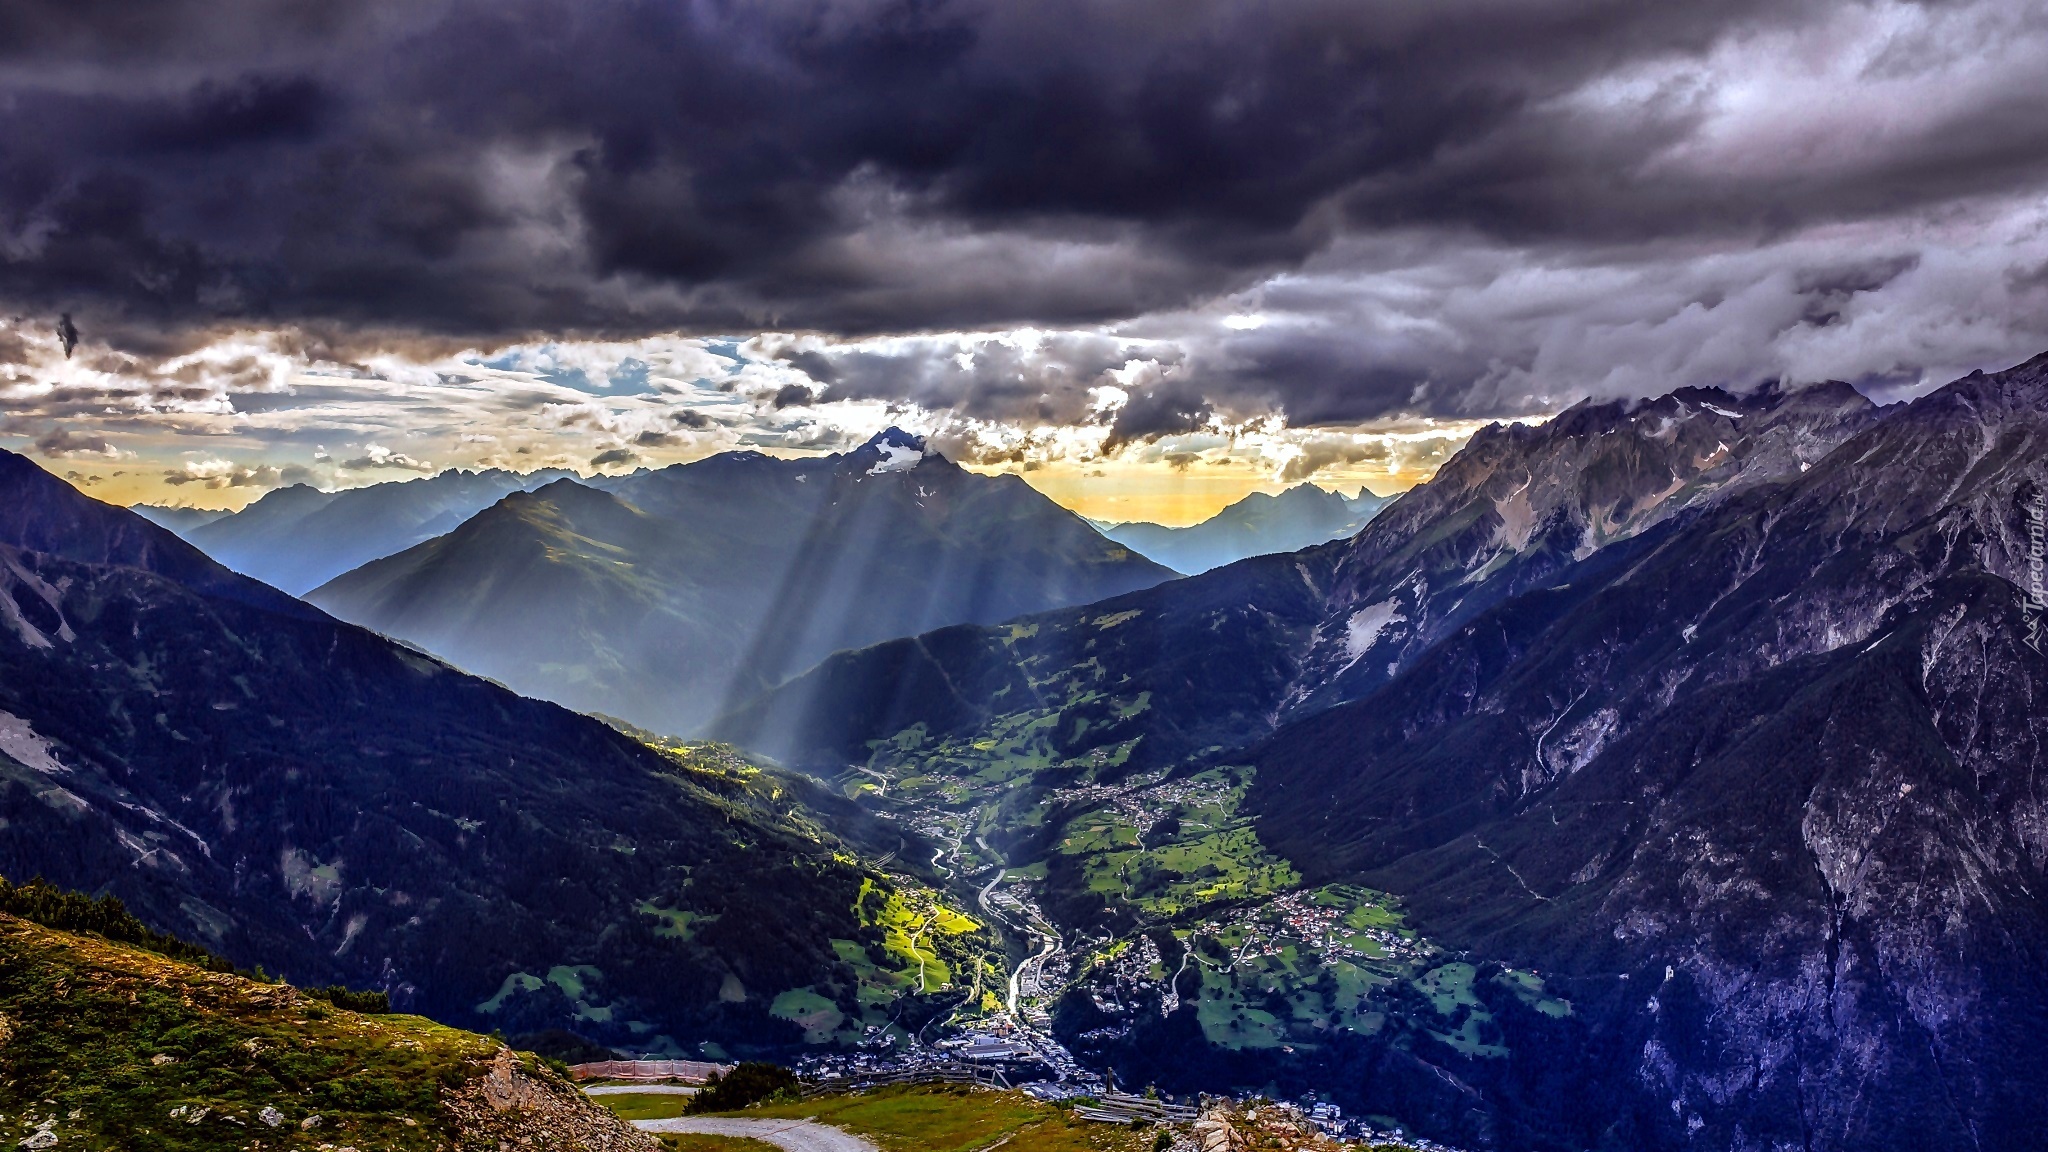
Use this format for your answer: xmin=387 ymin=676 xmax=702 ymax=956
xmin=9 ymin=0 xmax=2039 ymax=342
xmin=1277 ymin=436 xmax=1393 ymax=483
xmin=1191 ymin=332 xmax=1446 ymax=426
xmin=1791 ymin=255 xmax=1922 ymax=326
xmin=780 ymin=331 xmax=1148 ymax=423
xmin=777 ymin=351 xmax=841 ymax=387
xmin=7 ymin=0 xmax=2048 ymax=429
xmin=1104 ymin=383 xmax=1214 ymax=450
xmin=0 ymin=1 xmax=362 ymax=59
xmin=771 ymin=384 xmax=817 ymax=409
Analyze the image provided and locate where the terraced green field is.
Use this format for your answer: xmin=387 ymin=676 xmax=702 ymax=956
xmin=751 ymin=878 xmax=1000 ymax=1047
xmin=467 ymin=861 xmax=997 ymax=1054
xmin=431 ymin=737 xmax=1006 ymax=1056
xmin=1053 ymin=767 xmax=1300 ymax=919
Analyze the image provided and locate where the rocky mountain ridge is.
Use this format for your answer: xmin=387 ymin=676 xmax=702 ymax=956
xmin=1247 ymin=353 xmax=2048 ymax=1150
xmin=1281 ymin=379 xmax=1881 ymax=718
xmin=177 ymin=467 xmax=578 ymax=595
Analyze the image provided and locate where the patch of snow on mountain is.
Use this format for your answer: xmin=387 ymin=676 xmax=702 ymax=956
xmin=868 ymin=440 xmax=925 ymax=474
xmin=1344 ymin=600 xmax=1404 ymax=661
xmin=1703 ymin=403 xmax=1743 ymax=419
xmin=0 ymin=711 xmax=66 ymax=775
xmin=1495 ymin=480 xmax=1536 ymax=551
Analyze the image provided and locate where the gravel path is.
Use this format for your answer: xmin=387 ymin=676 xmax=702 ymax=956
xmin=632 ymin=1117 xmax=878 ymax=1152
xmin=584 ymin=1085 xmax=699 ymax=1096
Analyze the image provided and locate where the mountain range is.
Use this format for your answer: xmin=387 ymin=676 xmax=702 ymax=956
xmin=307 ymin=429 xmax=1175 ymax=734
xmin=14 ymin=355 xmax=2048 ymax=1150
xmin=172 ymin=467 xmax=579 ymax=595
xmin=130 ymin=504 xmax=229 ymax=535
xmin=704 ymin=366 xmax=2048 ymax=1148
xmin=0 ymin=448 xmax=982 ymax=1058
xmin=717 ymin=380 xmax=1881 ymax=774
xmin=1101 ymin=484 xmax=1392 ymax=574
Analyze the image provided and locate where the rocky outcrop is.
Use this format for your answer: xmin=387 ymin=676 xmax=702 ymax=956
xmin=1191 ymin=1105 xmax=1340 ymax=1152
xmin=1187 ymin=1102 xmax=1449 ymax=1152
xmin=443 ymin=1049 xmax=659 ymax=1151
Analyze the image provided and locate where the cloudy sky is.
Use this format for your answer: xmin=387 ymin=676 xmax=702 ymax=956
xmin=4 ymin=0 xmax=2047 ymax=522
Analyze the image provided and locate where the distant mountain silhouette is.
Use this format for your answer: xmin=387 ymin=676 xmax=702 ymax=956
xmin=1103 ymin=483 xmax=1391 ymax=573
xmin=128 ymin=504 xmax=229 ymax=535
xmin=181 ymin=468 xmax=576 ymax=594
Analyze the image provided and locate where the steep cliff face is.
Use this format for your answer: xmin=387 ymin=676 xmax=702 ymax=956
xmin=1248 ymin=355 xmax=2048 ymax=1150
xmin=1280 ymin=380 xmax=1879 ymax=718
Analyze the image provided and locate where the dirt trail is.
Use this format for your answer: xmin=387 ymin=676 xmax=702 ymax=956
xmin=634 ymin=1117 xmax=878 ymax=1152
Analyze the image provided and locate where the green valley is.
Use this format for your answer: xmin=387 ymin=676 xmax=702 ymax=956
xmin=794 ymin=662 xmax=1574 ymax=1078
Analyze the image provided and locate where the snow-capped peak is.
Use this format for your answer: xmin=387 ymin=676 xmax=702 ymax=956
xmin=864 ymin=427 xmax=927 ymax=451
xmin=862 ymin=427 xmax=929 ymax=474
